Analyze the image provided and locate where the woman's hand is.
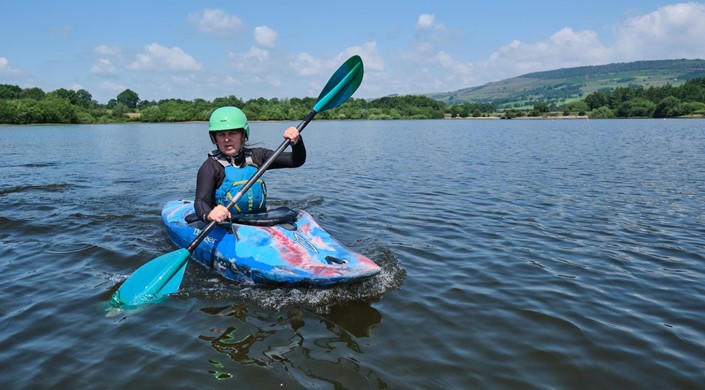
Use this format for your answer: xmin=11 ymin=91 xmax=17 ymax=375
xmin=207 ymin=205 xmax=231 ymax=223
xmin=283 ymin=126 xmax=301 ymax=144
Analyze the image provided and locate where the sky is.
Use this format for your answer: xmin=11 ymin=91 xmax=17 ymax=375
xmin=1 ymin=1 xmax=704 ymax=104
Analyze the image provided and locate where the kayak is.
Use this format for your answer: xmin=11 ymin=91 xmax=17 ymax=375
xmin=161 ymin=200 xmax=381 ymax=286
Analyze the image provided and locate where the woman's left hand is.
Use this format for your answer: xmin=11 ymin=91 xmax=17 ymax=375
xmin=283 ymin=127 xmax=300 ymax=144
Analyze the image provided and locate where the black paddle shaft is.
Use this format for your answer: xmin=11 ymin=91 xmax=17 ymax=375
xmin=186 ymin=110 xmax=317 ymax=253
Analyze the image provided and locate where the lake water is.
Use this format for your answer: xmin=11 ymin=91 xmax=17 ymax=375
xmin=1 ymin=119 xmax=704 ymax=388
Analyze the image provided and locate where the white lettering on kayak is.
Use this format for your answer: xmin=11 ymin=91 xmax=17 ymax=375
xmin=293 ymin=232 xmax=318 ymax=253
xmin=193 ymin=229 xmax=217 ymax=244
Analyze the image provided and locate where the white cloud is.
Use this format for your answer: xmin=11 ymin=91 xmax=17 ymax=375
xmin=485 ymin=27 xmax=610 ymax=74
xmin=399 ymin=24 xmax=612 ymax=93
xmin=243 ymin=46 xmax=270 ymax=63
xmin=217 ymin=42 xmax=385 ymax=99
xmin=0 ymin=57 xmax=21 ymax=75
xmin=414 ymin=12 xmax=451 ymax=46
xmin=90 ymin=58 xmax=118 ymax=75
xmin=189 ymin=8 xmax=243 ymax=35
xmin=291 ymin=53 xmax=322 ymax=77
xmin=94 ymin=44 xmax=121 ymax=56
xmin=220 ymin=41 xmax=383 ymax=99
xmin=225 ymin=46 xmax=282 ymax=95
xmin=337 ymin=42 xmax=384 ymax=72
xmin=416 ymin=14 xmax=435 ymax=30
xmin=291 ymin=42 xmax=384 ymax=79
xmin=254 ymin=26 xmax=278 ymax=49
xmin=613 ymin=2 xmax=705 ymax=60
xmin=431 ymin=50 xmax=474 ymax=76
xmin=128 ymin=43 xmax=203 ymax=72
xmin=229 ymin=46 xmax=272 ymax=77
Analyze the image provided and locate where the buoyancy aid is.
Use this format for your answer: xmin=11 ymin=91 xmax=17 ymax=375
xmin=211 ymin=149 xmax=267 ymax=214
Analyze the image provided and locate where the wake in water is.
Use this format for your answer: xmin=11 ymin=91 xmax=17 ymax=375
xmin=104 ymin=246 xmax=404 ymax=317
xmin=177 ymin=196 xmax=407 ymax=313
xmin=177 ymin=246 xmax=405 ymax=314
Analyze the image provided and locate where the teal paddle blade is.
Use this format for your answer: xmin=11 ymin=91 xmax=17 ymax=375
xmin=110 ymin=248 xmax=190 ymax=307
xmin=314 ymin=55 xmax=364 ymax=113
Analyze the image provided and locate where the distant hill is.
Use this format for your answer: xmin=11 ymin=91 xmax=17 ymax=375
xmin=426 ymin=59 xmax=705 ymax=108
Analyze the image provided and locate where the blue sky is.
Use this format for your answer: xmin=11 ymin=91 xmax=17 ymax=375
xmin=1 ymin=1 xmax=704 ymax=103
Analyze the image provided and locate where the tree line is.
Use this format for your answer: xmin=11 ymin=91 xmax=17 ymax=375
xmin=581 ymin=77 xmax=705 ymax=118
xmin=0 ymin=85 xmax=453 ymax=125
xmin=1 ymin=77 xmax=705 ymax=125
xmin=480 ymin=77 xmax=705 ymax=119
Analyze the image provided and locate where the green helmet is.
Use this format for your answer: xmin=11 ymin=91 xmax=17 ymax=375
xmin=208 ymin=106 xmax=249 ymax=139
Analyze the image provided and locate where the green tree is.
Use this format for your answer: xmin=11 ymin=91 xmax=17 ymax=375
xmin=0 ymin=100 xmax=17 ymax=122
xmin=140 ymin=105 xmax=167 ymax=122
xmin=47 ymin=88 xmax=78 ymax=105
xmin=212 ymin=95 xmax=245 ymax=110
xmin=531 ymin=102 xmax=550 ymax=116
xmin=0 ymin=84 xmax=22 ymax=99
xmin=11 ymin=99 xmax=42 ymax=124
xmin=117 ymin=89 xmax=140 ymax=109
xmin=535 ymin=102 xmax=550 ymax=113
xmin=562 ymin=100 xmax=589 ymax=114
xmin=584 ymin=90 xmax=608 ymax=109
xmin=39 ymin=97 xmax=79 ymax=123
xmin=616 ymin=98 xmax=655 ymax=117
xmin=589 ymin=106 xmax=615 ymax=119
xmin=683 ymin=101 xmax=705 ymax=114
xmin=155 ymin=99 xmax=193 ymax=122
xmin=20 ymin=87 xmax=46 ymax=100
xmin=75 ymin=89 xmax=94 ymax=108
xmin=678 ymin=77 xmax=705 ymax=102
xmin=610 ymin=87 xmax=642 ymax=108
xmin=653 ymin=96 xmax=683 ymax=118
xmin=112 ymin=103 xmax=129 ymax=118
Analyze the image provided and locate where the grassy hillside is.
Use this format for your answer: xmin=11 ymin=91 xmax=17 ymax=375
xmin=427 ymin=59 xmax=705 ymax=108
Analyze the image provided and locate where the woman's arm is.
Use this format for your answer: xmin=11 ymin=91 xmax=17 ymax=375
xmin=194 ymin=159 xmax=221 ymax=222
xmin=258 ymin=137 xmax=306 ymax=169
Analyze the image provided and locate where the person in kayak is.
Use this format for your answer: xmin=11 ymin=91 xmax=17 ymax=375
xmin=194 ymin=106 xmax=305 ymax=223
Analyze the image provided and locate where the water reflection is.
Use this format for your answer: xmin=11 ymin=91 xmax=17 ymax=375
xmin=324 ymin=301 xmax=382 ymax=338
xmin=199 ymin=300 xmax=383 ymax=386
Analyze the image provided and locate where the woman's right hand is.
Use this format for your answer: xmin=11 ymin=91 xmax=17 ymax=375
xmin=208 ymin=205 xmax=231 ymax=223
xmin=283 ymin=126 xmax=300 ymax=144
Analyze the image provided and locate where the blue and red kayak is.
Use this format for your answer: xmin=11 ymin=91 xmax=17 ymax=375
xmin=161 ymin=200 xmax=381 ymax=286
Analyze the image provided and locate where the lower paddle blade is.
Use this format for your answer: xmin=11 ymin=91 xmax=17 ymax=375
xmin=111 ymin=248 xmax=190 ymax=307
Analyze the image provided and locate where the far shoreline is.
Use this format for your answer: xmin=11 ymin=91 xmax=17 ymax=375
xmin=3 ymin=115 xmax=705 ymax=127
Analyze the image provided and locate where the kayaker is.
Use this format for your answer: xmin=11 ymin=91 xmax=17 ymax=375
xmin=194 ymin=106 xmax=305 ymax=223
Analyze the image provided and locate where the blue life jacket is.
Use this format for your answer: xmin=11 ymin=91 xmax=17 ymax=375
xmin=212 ymin=150 xmax=267 ymax=214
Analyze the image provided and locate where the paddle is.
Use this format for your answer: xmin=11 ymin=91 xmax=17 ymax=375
xmin=110 ymin=55 xmax=364 ymax=308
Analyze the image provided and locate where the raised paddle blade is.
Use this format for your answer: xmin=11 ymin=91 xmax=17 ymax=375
xmin=110 ymin=248 xmax=190 ymax=307
xmin=314 ymin=55 xmax=364 ymax=113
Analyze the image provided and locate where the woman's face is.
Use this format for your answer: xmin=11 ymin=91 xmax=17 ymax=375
xmin=214 ymin=130 xmax=245 ymax=156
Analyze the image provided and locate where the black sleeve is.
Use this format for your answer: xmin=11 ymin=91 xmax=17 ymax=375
xmin=194 ymin=158 xmax=224 ymax=222
xmin=254 ymin=137 xmax=307 ymax=169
